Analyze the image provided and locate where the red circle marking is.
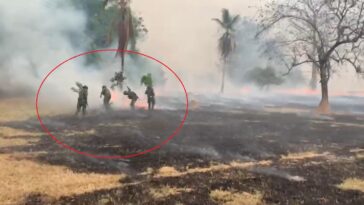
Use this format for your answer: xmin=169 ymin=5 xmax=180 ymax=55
xmin=35 ymin=49 xmax=189 ymax=159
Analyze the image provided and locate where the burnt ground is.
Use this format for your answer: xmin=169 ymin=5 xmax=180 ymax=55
xmin=1 ymin=98 xmax=364 ymax=205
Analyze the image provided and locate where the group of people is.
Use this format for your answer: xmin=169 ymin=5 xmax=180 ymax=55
xmin=72 ymin=82 xmax=155 ymax=116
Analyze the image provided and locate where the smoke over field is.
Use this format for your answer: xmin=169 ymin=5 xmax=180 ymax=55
xmin=1 ymin=1 xmax=364 ymax=205
xmin=1 ymin=0 xmax=363 ymax=108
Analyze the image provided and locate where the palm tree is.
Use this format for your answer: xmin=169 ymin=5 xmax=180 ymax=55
xmin=213 ymin=9 xmax=240 ymax=93
xmin=103 ymin=0 xmax=147 ymax=72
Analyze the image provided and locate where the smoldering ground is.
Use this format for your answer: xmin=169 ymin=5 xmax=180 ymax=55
xmin=2 ymin=99 xmax=364 ymax=204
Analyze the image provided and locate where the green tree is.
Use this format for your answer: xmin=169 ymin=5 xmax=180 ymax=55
xmin=68 ymin=0 xmax=147 ymax=68
xmin=245 ymin=66 xmax=283 ymax=90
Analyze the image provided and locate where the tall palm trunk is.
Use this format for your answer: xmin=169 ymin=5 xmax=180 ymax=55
xmin=220 ymin=59 xmax=227 ymax=93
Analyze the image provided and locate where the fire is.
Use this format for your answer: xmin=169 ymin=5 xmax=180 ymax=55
xmin=276 ymin=88 xmax=320 ymax=96
xmin=240 ymin=86 xmax=252 ymax=95
xmin=110 ymin=90 xmax=119 ymax=102
xmin=136 ymin=104 xmax=148 ymax=110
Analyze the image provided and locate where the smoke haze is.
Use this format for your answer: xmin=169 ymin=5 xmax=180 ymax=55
xmin=0 ymin=0 xmax=363 ymax=112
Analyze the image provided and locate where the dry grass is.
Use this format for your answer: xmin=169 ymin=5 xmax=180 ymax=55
xmin=329 ymin=122 xmax=364 ymax=128
xmin=0 ymin=138 xmax=39 ymax=148
xmin=210 ymin=189 xmax=263 ymax=205
xmin=0 ymin=98 xmax=35 ymax=122
xmin=337 ymin=178 xmax=364 ymax=193
xmin=0 ymin=154 xmax=123 ymax=205
xmin=64 ymin=129 xmax=96 ymax=137
xmin=356 ymin=153 xmax=364 ymax=159
xmin=190 ymin=100 xmax=200 ymax=110
xmin=0 ymin=126 xmax=42 ymax=148
xmin=0 ymin=97 xmax=69 ymax=123
xmin=149 ymin=186 xmax=192 ymax=199
xmin=156 ymin=166 xmax=181 ymax=177
xmin=350 ymin=148 xmax=364 ymax=153
xmin=280 ymin=151 xmax=329 ymax=161
xmin=155 ymin=161 xmax=272 ymax=178
xmin=350 ymin=148 xmax=364 ymax=160
xmin=0 ymin=126 xmax=42 ymax=138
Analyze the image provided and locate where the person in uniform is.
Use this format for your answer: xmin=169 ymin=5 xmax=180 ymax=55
xmin=123 ymin=87 xmax=138 ymax=110
xmin=100 ymin=85 xmax=111 ymax=110
xmin=72 ymin=83 xmax=88 ymax=116
xmin=145 ymin=86 xmax=155 ymax=110
xmin=110 ymin=71 xmax=126 ymax=90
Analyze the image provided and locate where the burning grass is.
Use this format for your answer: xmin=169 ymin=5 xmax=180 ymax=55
xmin=210 ymin=189 xmax=263 ymax=205
xmin=337 ymin=178 xmax=364 ymax=193
xmin=0 ymin=154 xmax=123 ymax=204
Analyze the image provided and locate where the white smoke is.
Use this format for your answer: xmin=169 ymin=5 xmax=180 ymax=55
xmin=0 ymin=0 xmax=86 ymax=95
xmin=0 ymin=0 xmax=178 ymax=113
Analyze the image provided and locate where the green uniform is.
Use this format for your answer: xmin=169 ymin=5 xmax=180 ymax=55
xmin=145 ymin=86 xmax=155 ymax=110
xmin=124 ymin=87 xmax=138 ymax=110
xmin=100 ymin=86 xmax=111 ymax=110
xmin=76 ymin=87 xmax=88 ymax=115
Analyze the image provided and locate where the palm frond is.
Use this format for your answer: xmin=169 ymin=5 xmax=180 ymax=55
xmin=212 ymin=18 xmax=226 ymax=29
xmin=75 ymin=82 xmax=83 ymax=89
xmin=229 ymin=15 xmax=240 ymax=28
xmin=222 ymin=8 xmax=231 ymax=24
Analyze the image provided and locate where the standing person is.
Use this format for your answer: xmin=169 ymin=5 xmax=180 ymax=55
xmin=100 ymin=85 xmax=111 ymax=110
xmin=145 ymin=86 xmax=155 ymax=110
xmin=71 ymin=83 xmax=88 ymax=116
xmin=123 ymin=87 xmax=138 ymax=110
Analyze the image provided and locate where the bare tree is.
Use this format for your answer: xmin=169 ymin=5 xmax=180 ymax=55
xmin=257 ymin=0 xmax=364 ymax=113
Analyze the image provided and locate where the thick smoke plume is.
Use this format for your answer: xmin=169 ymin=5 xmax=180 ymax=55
xmin=1 ymin=0 xmax=363 ymax=112
xmin=0 ymin=0 xmax=172 ymax=113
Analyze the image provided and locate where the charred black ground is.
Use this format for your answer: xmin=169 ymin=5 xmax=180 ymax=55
xmin=1 ymin=97 xmax=364 ymax=205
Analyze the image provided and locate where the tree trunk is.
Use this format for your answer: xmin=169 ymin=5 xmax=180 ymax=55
xmin=220 ymin=62 xmax=226 ymax=93
xmin=317 ymin=65 xmax=330 ymax=113
xmin=309 ymin=64 xmax=318 ymax=90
